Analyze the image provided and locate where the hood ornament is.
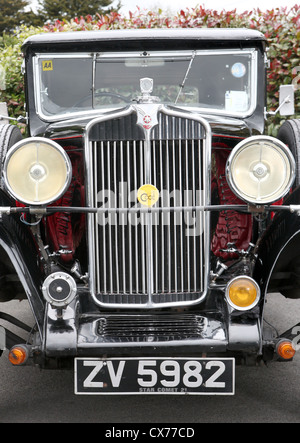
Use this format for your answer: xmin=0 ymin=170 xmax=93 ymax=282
xmin=136 ymin=77 xmax=160 ymax=104
xmin=134 ymin=77 xmax=161 ymax=132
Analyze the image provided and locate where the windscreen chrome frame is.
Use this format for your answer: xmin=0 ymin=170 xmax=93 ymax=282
xmin=33 ymin=49 xmax=258 ymax=122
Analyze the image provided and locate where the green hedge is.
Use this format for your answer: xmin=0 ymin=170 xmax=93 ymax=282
xmin=1 ymin=5 xmax=300 ymax=135
xmin=0 ymin=26 xmax=44 ymax=131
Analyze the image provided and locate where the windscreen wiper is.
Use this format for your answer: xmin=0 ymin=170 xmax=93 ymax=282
xmin=175 ymin=51 xmax=196 ymax=104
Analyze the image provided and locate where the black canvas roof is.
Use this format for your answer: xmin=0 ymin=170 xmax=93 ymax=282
xmin=22 ymin=28 xmax=266 ymax=53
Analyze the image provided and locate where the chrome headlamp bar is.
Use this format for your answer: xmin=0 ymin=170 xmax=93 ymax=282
xmin=3 ymin=203 xmax=300 ymax=216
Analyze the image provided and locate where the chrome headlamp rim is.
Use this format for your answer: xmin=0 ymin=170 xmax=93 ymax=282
xmin=225 ymin=275 xmax=261 ymax=311
xmin=3 ymin=137 xmax=72 ymax=206
xmin=225 ymin=135 xmax=296 ymax=205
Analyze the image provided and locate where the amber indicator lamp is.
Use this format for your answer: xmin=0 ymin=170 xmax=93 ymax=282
xmin=8 ymin=345 xmax=28 ymax=366
xmin=276 ymin=340 xmax=296 ymax=360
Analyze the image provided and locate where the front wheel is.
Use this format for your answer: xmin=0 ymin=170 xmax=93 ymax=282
xmin=0 ymin=124 xmax=23 ymax=302
xmin=277 ymin=119 xmax=300 ymax=187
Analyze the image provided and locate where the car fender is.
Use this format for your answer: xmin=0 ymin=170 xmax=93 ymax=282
xmin=254 ymin=187 xmax=300 ymax=299
xmin=0 ymin=190 xmax=44 ymax=333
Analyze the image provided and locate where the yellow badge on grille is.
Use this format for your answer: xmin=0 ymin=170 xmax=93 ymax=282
xmin=137 ymin=184 xmax=159 ymax=207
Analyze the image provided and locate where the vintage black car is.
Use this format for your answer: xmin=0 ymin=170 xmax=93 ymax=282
xmin=0 ymin=28 xmax=299 ymax=395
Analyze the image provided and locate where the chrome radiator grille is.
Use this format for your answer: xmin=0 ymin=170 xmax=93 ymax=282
xmin=87 ymin=108 xmax=210 ymax=307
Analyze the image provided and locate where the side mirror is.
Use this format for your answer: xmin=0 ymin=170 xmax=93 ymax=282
xmin=0 ymin=102 xmax=27 ymax=124
xmin=279 ymin=85 xmax=295 ymax=116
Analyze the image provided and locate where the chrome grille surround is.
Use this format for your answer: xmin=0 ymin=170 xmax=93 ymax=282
xmin=85 ymin=105 xmax=212 ymax=308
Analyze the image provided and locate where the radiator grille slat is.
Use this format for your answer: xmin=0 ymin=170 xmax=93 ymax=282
xmin=92 ymin=114 xmax=207 ymax=305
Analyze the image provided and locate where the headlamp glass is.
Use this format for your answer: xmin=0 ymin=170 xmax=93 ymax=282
xmin=226 ymin=136 xmax=295 ymax=204
xmin=4 ymin=137 xmax=72 ymax=205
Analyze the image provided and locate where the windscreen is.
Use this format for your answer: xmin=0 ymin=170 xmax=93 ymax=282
xmin=35 ymin=50 xmax=256 ymax=119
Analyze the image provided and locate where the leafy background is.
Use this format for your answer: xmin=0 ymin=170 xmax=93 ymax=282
xmin=1 ymin=5 xmax=300 ymax=135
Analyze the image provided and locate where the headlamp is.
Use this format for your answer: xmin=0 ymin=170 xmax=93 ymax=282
xmin=3 ymin=137 xmax=72 ymax=205
xmin=226 ymin=136 xmax=295 ymax=204
xmin=225 ymin=276 xmax=260 ymax=311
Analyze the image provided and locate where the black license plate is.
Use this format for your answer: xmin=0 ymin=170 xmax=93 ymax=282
xmin=74 ymin=357 xmax=235 ymax=395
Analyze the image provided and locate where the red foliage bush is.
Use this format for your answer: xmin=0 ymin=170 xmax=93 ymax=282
xmin=43 ymin=5 xmax=300 ymax=133
xmin=2 ymin=5 xmax=299 ymax=133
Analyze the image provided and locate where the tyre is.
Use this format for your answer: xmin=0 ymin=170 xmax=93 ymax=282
xmin=0 ymin=124 xmax=23 ymax=189
xmin=277 ymin=119 xmax=300 ymax=187
xmin=0 ymin=124 xmax=23 ymax=302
